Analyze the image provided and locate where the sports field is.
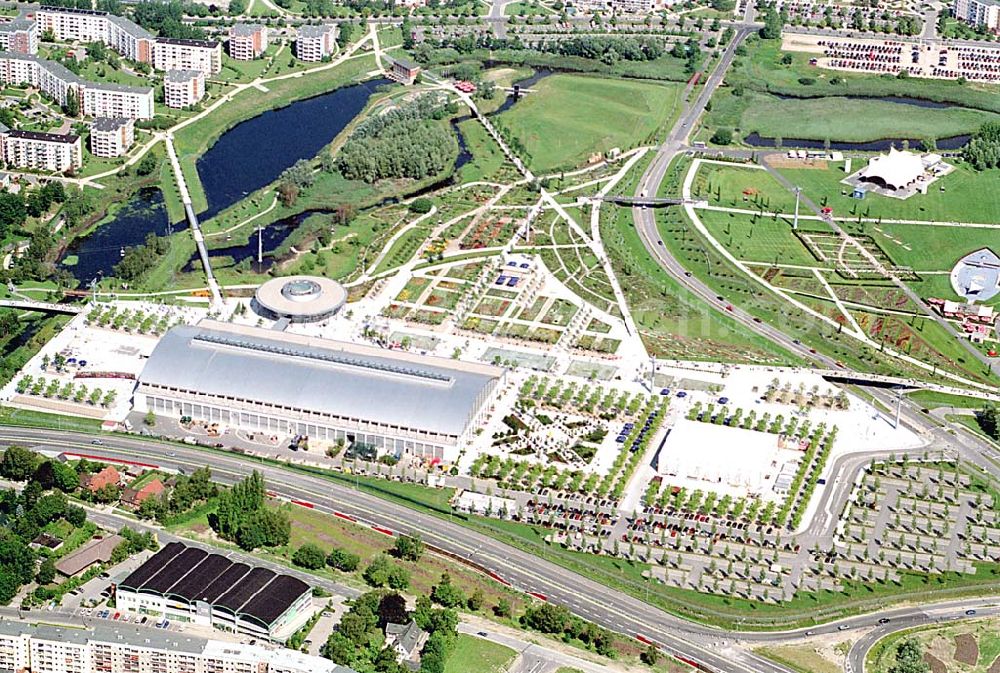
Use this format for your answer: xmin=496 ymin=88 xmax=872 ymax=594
xmin=497 ymin=74 xmax=684 ymax=172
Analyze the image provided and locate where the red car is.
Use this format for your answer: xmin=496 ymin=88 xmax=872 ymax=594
xmin=725 ymin=305 xmax=734 ymax=312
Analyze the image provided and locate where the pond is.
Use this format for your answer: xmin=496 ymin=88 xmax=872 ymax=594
xmin=195 ymin=78 xmax=392 ymax=220
xmin=60 ymin=187 xmax=179 ymax=283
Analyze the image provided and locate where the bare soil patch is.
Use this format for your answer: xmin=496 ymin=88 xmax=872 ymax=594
xmin=954 ymin=633 xmax=979 ymax=666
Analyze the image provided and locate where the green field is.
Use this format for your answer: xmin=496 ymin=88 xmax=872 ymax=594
xmin=906 ymin=390 xmax=990 ymax=409
xmin=444 ymin=635 xmax=516 ymax=673
xmin=697 ymin=210 xmax=823 ymax=267
xmin=497 ymin=74 xmax=684 ymax=172
xmin=756 ymin=645 xmax=841 ymax=673
xmin=776 ymin=163 xmax=1000 ymax=225
xmin=730 ymin=92 xmax=1000 ymax=143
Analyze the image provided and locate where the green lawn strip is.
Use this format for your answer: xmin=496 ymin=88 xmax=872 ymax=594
xmin=906 ymin=390 xmax=992 ymax=410
xmin=0 ymin=315 xmax=71 ymax=388
xmin=731 ymin=91 xmax=1000 ymax=143
xmin=697 ymin=209 xmax=822 ymax=267
xmin=947 ymin=414 xmax=999 ymax=445
xmin=0 ymin=405 xmax=103 ymax=433
xmin=444 ymin=635 xmax=516 ymax=673
xmin=497 ymin=74 xmax=685 ymax=172
xmin=372 ymin=225 xmax=430 ymax=276
xmin=457 ymin=118 xmax=509 ymax=183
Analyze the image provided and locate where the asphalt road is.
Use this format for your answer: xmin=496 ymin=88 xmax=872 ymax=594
xmin=0 ymin=425 xmax=791 ymax=673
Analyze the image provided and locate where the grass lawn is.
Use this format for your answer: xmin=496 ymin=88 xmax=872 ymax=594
xmin=872 ymin=222 xmax=1000 ymax=278
xmin=457 ymin=118 xmax=509 ymax=183
xmin=756 ymin=645 xmax=840 ymax=673
xmin=906 ymin=390 xmax=990 ymax=409
xmin=692 ymin=162 xmax=799 ymax=214
xmin=725 ymin=91 xmax=1000 ymax=143
xmin=497 ymin=74 xmax=684 ymax=172
xmin=776 ymin=163 xmax=1000 ymax=225
xmin=697 ymin=209 xmax=823 ymax=267
xmin=868 ymin=617 xmax=1000 ymax=673
xmin=444 ymin=635 xmax=516 ymax=673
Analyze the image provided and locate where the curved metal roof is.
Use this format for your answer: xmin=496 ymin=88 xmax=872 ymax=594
xmin=138 ymin=322 xmax=502 ymax=439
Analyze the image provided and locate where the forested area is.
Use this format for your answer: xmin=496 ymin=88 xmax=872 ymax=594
xmin=210 ymin=471 xmax=291 ymax=551
xmin=133 ymin=1 xmax=207 ymax=40
xmin=338 ymin=95 xmax=457 ymax=183
xmin=963 ymin=121 xmax=1000 ymax=170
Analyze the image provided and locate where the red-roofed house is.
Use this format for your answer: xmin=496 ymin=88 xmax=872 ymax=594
xmin=121 ymin=478 xmax=165 ymax=508
xmin=79 ymin=465 xmax=121 ymax=493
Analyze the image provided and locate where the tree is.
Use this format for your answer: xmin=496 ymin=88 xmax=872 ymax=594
xmin=1 ymin=445 xmax=38 ymax=481
xmin=466 ymin=589 xmax=484 ymax=611
xmin=430 ymin=573 xmax=465 ymax=608
xmin=522 ymin=602 xmax=570 ymax=634
xmin=327 ymin=547 xmax=361 ymax=572
xmin=292 ymin=543 xmax=327 ymax=569
xmin=36 ymin=557 xmax=57 ymax=585
xmin=759 ymin=5 xmax=783 ymax=39
xmin=362 ymin=554 xmax=409 ymax=589
xmin=641 ymin=645 xmax=660 ymax=665
xmin=711 ymin=128 xmax=734 ymax=145
xmin=64 ymin=88 xmax=80 ymax=117
xmin=64 ymin=504 xmax=87 ymax=527
xmin=493 ymin=598 xmax=512 ymax=618
xmin=136 ymin=153 xmax=158 ymax=176
xmin=963 ymin=121 xmax=1000 ymax=170
xmin=978 ymin=404 xmax=998 ymax=440
xmin=144 ymin=410 xmax=156 ymax=427
xmin=394 ymin=534 xmax=424 ymax=561
xmin=889 ymin=639 xmax=929 ymax=673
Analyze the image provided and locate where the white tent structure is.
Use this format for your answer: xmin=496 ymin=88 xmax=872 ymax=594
xmin=858 ymin=148 xmax=926 ymax=190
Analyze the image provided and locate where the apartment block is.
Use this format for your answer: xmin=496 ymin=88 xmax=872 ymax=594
xmin=0 ymin=621 xmax=358 ymax=673
xmin=89 ymin=117 xmax=134 ymax=157
xmin=953 ymin=0 xmax=1000 ymax=31
xmin=152 ymin=37 xmax=222 ymax=74
xmin=164 ymin=68 xmax=205 ymax=108
xmin=0 ymin=19 xmax=38 ymax=54
xmin=1 ymin=128 xmax=83 ymax=171
xmin=0 ymin=52 xmax=153 ymax=119
xmin=81 ymin=81 xmax=154 ymax=120
xmin=228 ymin=23 xmax=267 ymax=60
xmin=295 ymin=24 xmax=337 ymax=62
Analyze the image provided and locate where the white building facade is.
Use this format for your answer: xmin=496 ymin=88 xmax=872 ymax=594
xmin=295 ymin=24 xmax=337 ymax=61
xmin=953 ymin=0 xmax=1000 ymax=31
xmin=164 ymin=68 xmax=205 ymax=108
xmin=152 ymin=37 xmax=222 ymax=74
xmin=89 ymin=117 xmax=134 ymax=158
xmin=1 ymin=129 xmax=82 ymax=171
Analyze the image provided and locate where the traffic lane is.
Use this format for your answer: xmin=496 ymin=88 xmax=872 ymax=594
xmin=0 ymin=427 xmax=793 ymax=673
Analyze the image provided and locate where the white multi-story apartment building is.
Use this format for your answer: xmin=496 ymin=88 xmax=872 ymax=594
xmin=953 ymin=0 xmax=1000 ymax=31
xmin=0 ymin=621 xmax=358 ymax=673
xmin=0 ymin=19 xmax=38 ymax=54
xmin=152 ymin=37 xmax=222 ymax=74
xmin=164 ymin=68 xmax=205 ymax=108
xmin=82 ymin=81 xmax=154 ymax=119
xmin=0 ymin=129 xmax=83 ymax=171
xmin=107 ymin=15 xmax=155 ymax=63
xmin=295 ymin=24 xmax=337 ymax=62
xmin=0 ymin=52 xmax=153 ymax=119
xmin=89 ymin=117 xmax=134 ymax=157
xmin=31 ymin=7 xmax=155 ymax=61
xmin=228 ymin=23 xmax=267 ymax=60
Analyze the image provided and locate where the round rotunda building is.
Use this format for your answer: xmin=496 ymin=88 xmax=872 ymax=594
xmin=252 ymin=275 xmax=347 ymax=323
